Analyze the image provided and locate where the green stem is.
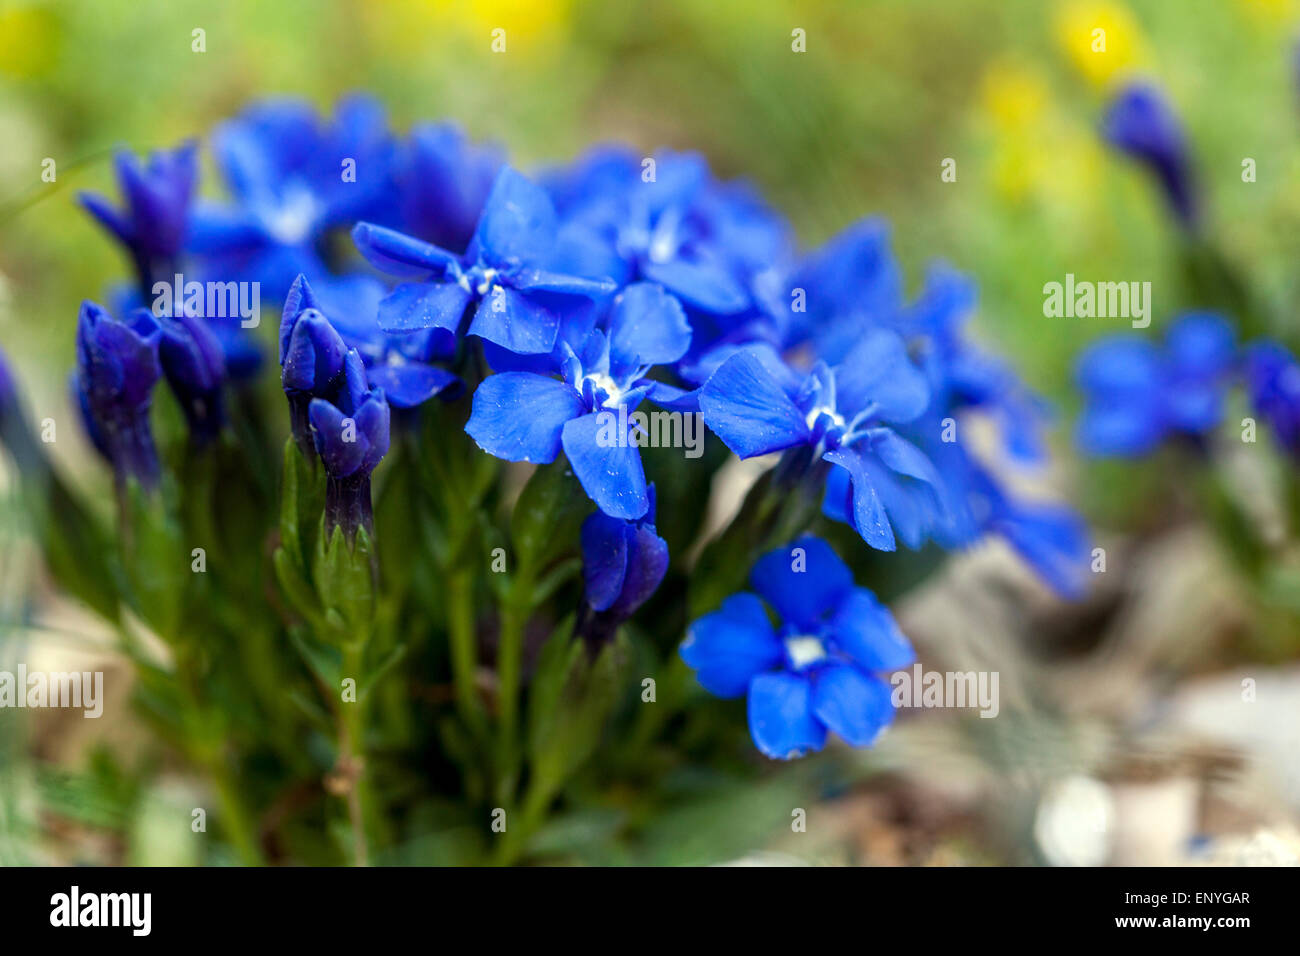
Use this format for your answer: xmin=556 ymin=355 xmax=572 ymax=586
xmin=209 ymin=759 xmax=263 ymax=866
xmin=495 ymin=563 xmax=535 ymax=801
xmin=339 ymin=643 xmax=370 ymax=867
xmin=447 ymin=568 xmax=487 ymax=735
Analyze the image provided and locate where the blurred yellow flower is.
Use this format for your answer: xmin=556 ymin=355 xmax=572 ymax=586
xmin=1235 ymin=0 xmax=1295 ymax=26
xmin=981 ymin=62 xmax=1049 ymax=130
xmin=0 ymin=2 xmax=59 ymax=79
xmin=365 ymin=0 xmax=572 ymax=57
xmin=1055 ymin=1 xmax=1148 ymax=87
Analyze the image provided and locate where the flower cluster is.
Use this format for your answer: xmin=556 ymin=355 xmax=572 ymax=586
xmin=1076 ymin=310 xmax=1300 ymax=462
xmin=9 ymin=94 xmax=1088 ymax=777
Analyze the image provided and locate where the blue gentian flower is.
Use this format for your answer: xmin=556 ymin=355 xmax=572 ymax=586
xmin=308 ymin=349 xmax=391 ymax=539
xmin=1101 ymin=82 xmax=1197 ymax=227
xmin=577 ymin=484 xmax=669 ymax=646
xmin=777 ymin=218 xmax=903 ymax=362
xmin=74 ymin=302 xmax=163 ymax=489
xmin=1244 ymin=340 xmax=1300 ymax=457
xmin=189 ymin=95 xmax=397 ymax=297
xmin=465 ymin=282 xmax=690 ymax=519
xmin=699 ymin=329 xmax=940 ymax=551
xmin=353 ymin=167 xmax=617 ymax=354
xmin=395 ymin=122 xmax=504 ymax=254
xmin=680 ymin=536 xmax=914 ymax=759
xmin=79 ymin=143 xmax=198 ymax=293
xmin=157 ymin=311 xmax=226 ymax=444
xmin=908 ymin=264 xmax=1049 ymax=463
xmin=545 ymin=148 xmax=754 ymax=316
xmin=1076 ymin=311 xmax=1235 ymax=457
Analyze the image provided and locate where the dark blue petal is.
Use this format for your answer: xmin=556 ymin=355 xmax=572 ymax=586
xmin=471 ymin=167 xmax=557 ymax=266
xmin=581 ymin=512 xmax=631 ymax=612
xmin=364 ymin=363 xmax=462 ymax=409
xmin=640 ymin=255 xmax=749 ymax=315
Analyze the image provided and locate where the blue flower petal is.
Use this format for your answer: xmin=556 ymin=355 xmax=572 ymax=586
xmin=748 ymin=672 xmax=827 ymax=759
xmin=835 ymin=328 xmax=930 ymax=424
xmin=581 ymin=512 xmax=631 ymax=612
xmin=698 ymin=351 xmax=809 ymax=458
xmin=680 ymin=593 xmax=782 ymax=698
xmin=365 ymin=363 xmax=462 ymax=409
xmin=377 ymin=281 xmax=473 ymax=335
xmin=465 ymin=373 xmax=584 ymax=463
xmin=830 ymin=588 xmax=915 ymax=671
xmin=471 ymin=167 xmax=557 ymax=266
xmin=641 ymin=255 xmax=749 ymax=315
xmin=352 ymin=222 xmax=458 ymax=279
xmin=606 ymin=282 xmax=692 ymax=374
xmin=811 ymin=664 xmax=895 ymax=747
xmin=749 ymin=536 xmax=853 ymax=629
xmin=561 ymin=411 xmax=649 ymax=519
xmin=468 ymin=287 xmax=559 ymax=355
xmin=823 ymin=448 xmax=895 ymax=551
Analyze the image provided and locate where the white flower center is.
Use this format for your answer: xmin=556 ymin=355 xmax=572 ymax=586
xmin=805 ymin=405 xmax=845 ymax=430
xmin=785 ymin=635 xmax=827 ymax=670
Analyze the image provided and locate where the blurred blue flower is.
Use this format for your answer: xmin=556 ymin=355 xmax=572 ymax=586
xmin=465 ymin=282 xmax=690 ymax=519
xmin=544 ymin=148 xmax=762 ymax=318
xmin=190 ymin=95 xmax=398 ymax=298
xmin=395 ymin=122 xmax=505 ymax=254
xmin=680 ymin=536 xmax=913 ymax=759
xmin=79 ymin=143 xmax=198 ymax=293
xmin=157 ymin=311 xmax=226 ymax=444
xmin=699 ymin=329 xmax=940 ymax=551
xmin=353 ymin=167 xmax=616 ymax=354
xmin=1244 ymin=340 xmax=1300 ymax=457
xmin=74 ymin=302 xmax=163 ymax=488
xmin=1076 ymin=311 xmax=1235 ymax=456
xmin=1101 ymin=82 xmax=1197 ymax=227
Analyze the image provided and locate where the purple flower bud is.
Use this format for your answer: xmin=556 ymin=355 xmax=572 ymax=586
xmin=280 ymin=274 xmax=349 ymax=455
xmin=308 ymin=350 xmax=390 ymax=539
xmin=1245 ymin=341 xmax=1300 ymax=458
xmin=577 ymin=485 xmax=669 ymax=649
xmin=79 ymin=143 xmax=198 ymax=294
xmin=157 ymin=312 xmax=227 ymax=444
xmin=74 ymin=301 xmax=163 ymax=489
xmin=1101 ymin=82 xmax=1197 ymax=228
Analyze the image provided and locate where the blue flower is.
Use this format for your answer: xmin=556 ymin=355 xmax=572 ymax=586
xmin=395 ymin=122 xmax=504 ymax=254
xmin=74 ymin=302 xmax=163 ymax=488
xmin=189 ymin=95 xmax=397 ymax=298
xmin=465 ymin=282 xmax=690 ymax=518
xmin=79 ymin=143 xmax=198 ymax=292
xmin=544 ymin=147 xmax=759 ymax=317
xmin=157 ymin=310 xmax=226 ymax=444
xmin=1244 ymin=340 xmax=1300 ymax=457
xmin=352 ymin=167 xmax=617 ymax=355
xmin=699 ymin=329 xmax=940 ymax=551
xmin=577 ymin=484 xmax=669 ymax=646
xmin=308 ymin=349 xmax=391 ymax=539
xmin=680 ymin=536 xmax=913 ymax=759
xmin=1101 ymin=82 xmax=1197 ymax=227
xmin=1076 ymin=311 xmax=1235 ymax=457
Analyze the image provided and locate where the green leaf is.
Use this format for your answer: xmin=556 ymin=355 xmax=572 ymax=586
xmin=510 ymin=460 xmax=591 ymax=572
